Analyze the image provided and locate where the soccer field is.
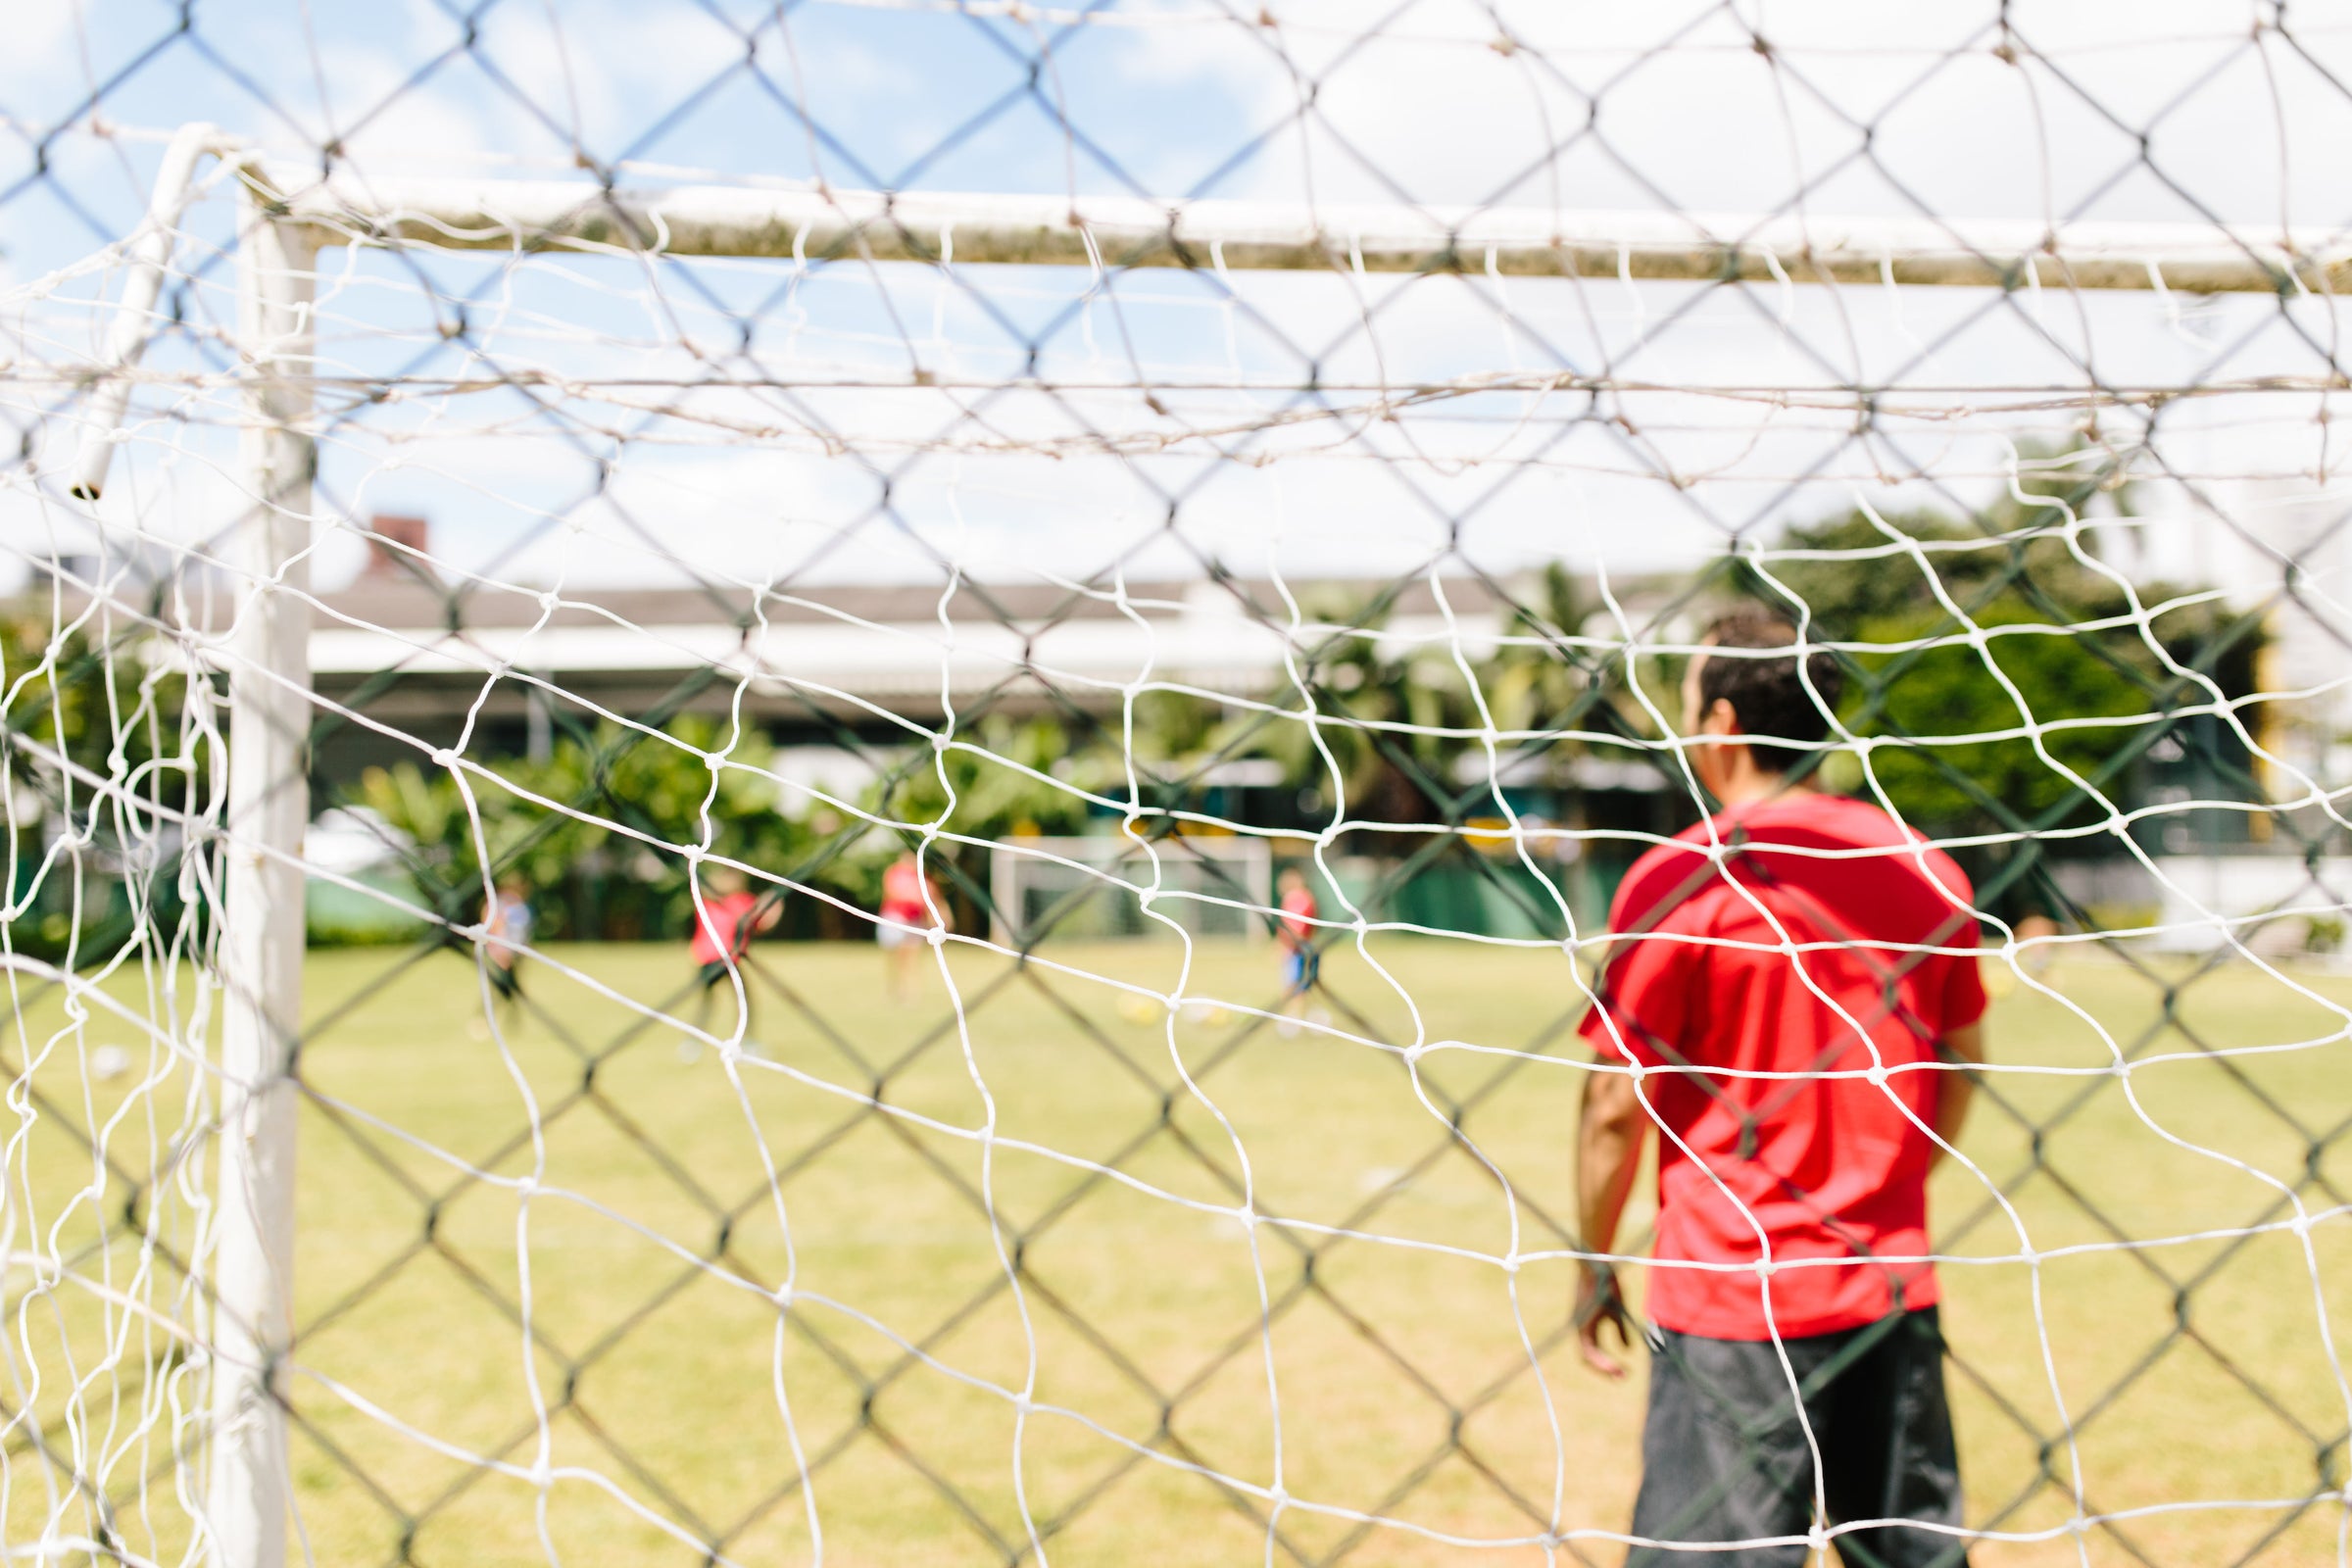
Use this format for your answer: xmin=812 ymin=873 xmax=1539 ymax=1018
xmin=10 ymin=937 xmax=2351 ymax=1567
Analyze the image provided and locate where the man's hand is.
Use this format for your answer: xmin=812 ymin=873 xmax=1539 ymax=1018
xmin=1574 ymin=1260 xmax=1633 ymax=1380
xmin=1576 ymin=1060 xmax=1647 ymax=1380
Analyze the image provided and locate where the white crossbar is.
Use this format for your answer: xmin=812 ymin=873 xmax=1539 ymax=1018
xmin=269 ymin=167 xmax=2351 ymax=294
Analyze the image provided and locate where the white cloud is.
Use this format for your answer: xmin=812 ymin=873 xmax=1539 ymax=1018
xmin=10 ymin=0 xmax=2352 ymax=670
xmin=1098 ymin=0 xmax=2352 ymax=230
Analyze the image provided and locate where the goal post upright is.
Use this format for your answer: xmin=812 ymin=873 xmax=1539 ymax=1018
xmin=203 ymin=177 xmax=315 ymax=1568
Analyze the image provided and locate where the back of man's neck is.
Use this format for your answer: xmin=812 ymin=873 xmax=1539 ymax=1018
xmin=1714 ymin=772 xmax=1820 ymax=811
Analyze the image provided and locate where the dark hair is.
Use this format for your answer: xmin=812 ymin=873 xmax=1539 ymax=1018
xmin=1694 ymin=608 xmax=1844 ymax=773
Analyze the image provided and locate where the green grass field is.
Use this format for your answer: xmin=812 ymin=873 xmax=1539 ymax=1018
xmin=7 ymin=936 xmax=2352 ymax=1567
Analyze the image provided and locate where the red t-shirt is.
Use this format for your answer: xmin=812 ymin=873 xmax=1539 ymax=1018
xmin=880 ymin=859 xmax=934 ymax=927
xmin=691 ymin=891 xmax=760 ymax=967
xmin=1578 ymin=793 xmax=1986 ymax=1341
xmin=1278 ymin=886 xmax=1317 ymax=947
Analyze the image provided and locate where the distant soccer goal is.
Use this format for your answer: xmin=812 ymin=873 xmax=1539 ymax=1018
xmin=989 ymin=832 xmax=1275 ymax=946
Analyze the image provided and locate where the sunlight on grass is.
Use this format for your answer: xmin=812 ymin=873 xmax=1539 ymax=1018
xmin=3 ymin=938 xmax=2348 ymax=1566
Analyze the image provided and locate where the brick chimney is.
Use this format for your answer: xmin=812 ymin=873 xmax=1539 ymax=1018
xmin=364 ymin=514 xmax=431 ymax=580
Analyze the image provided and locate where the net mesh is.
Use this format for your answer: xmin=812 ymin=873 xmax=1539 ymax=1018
xmin=4 ymin=4 xmax=2352 ymax=1566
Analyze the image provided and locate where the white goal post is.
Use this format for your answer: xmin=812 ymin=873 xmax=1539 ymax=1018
xmin=56 ymin=121 xmax=2350 ymax=1568
xmin=989 ymin=833 xmax=1276 ymax=947
xmin=269 ymin=171 xmax=2352 ymax=292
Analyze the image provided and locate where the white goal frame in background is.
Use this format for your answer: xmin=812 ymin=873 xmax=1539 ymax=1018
xmin=70 ymin=120 xmax=2326 ymax=1568
xmin=989 ymin=834 xmax=1276 ymax=948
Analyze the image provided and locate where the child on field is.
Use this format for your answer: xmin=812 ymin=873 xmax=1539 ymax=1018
xmin=879 ymin=852 xmax=951 ymax=1004
xmin=681 ymin=865 xmax=779 ymax=1057
xmin=1275 ymin=866 xmax=1323 ymax=1036
xmin=478 ymin=874 xmax=533 ymax=1030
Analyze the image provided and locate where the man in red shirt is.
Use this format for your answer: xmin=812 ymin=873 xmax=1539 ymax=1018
xmin=1576 ymin=608 xmax=1986 ymax=1568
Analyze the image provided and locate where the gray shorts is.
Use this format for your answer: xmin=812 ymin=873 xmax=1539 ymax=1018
xmin=1630 ymin=1306 xmax=1969 ymax=1568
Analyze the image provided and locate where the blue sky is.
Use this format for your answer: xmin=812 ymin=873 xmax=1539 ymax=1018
xmin=6 ymin=1 xmax=2352 ymax=621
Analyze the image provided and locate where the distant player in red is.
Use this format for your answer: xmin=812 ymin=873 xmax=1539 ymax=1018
xmin=682 ymin=864 xmax=778 ymax=1057
xmin=879 ymin=852 xmax=951 ymax=1003
xmin=1274 ymin=865 xmax=1321 ymax=1036
xmin=471 ymin=873 xmax=533 ymax=1038
xmin=483 ymin=874 xmax=533 ymax=998
xmin=1576 ymin=608 xmax=1987 ymax=1568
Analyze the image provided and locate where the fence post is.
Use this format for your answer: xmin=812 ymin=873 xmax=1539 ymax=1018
xmin=206 ymin=176 xmax=314 ymax=1568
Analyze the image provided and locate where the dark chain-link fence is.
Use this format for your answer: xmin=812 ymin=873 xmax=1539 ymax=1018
xmin=4 ymin=4 xmax=2351 ymax=1566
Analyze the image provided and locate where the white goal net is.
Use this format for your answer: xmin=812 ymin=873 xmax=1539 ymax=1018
xmin=4 ymin=6 xmax=2352 ymax=1568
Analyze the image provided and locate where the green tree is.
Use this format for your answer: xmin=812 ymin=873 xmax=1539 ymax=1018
xmin=1844 ymin=604 xmax=2152 ymax=830
xmin=871 ymin=714 xmax=1094 ymax=845
xmin=1738 ymin=443 xmax=2259 ymax=843
xmin=1 ymin=615 xmax=205 ymax=962
xmin=1235 ymin=589 xmax=1478 ymax=826
xmin=353 ymin=713 xmax=863 ymax=941
xmin=1 ymin=614 xmax=203 ymax=807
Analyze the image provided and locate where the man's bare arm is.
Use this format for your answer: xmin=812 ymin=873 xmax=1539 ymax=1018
xmin=1575 ymin=1061 xmax=1649 ymax=1379
xmin=1932 ymin=1021 xmax=1985 ymax=1167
